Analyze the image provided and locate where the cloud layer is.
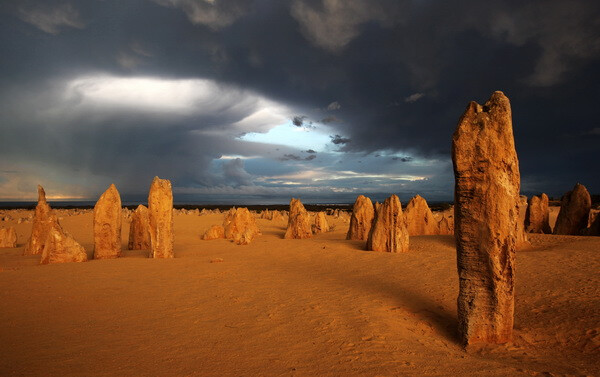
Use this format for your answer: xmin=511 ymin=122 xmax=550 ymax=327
xmin=0 ymin=0 xmax=599 ymax=202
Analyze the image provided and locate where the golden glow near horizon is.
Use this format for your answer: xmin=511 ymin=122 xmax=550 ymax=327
xmin=0 ymin=195 xmax=90 ymax=201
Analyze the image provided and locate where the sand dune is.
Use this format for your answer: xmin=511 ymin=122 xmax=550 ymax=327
xmin=0 ymin=209 xmax=598 ymax=376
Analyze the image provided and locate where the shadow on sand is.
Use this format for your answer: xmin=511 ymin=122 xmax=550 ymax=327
xmin=356 ymin=274 xmax=460 ymax=344
xmin=270 ymin=244 xmax=461 ymax=345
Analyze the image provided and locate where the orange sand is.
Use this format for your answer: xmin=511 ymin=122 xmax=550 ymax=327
xmin=0 ymin=209 xmax=598 ymax=376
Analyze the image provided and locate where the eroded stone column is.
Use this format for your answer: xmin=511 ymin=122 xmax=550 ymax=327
xmin=0 ymin=227 xmax=17 ymax=248
xmin=553 ymin=183 xmax=591 ymax=235
xmin=346 ymin=195 xmax=375 ymax=241
xmin=452 ymin=91 xmax=519 ymax=345
xmin=404 ymin=195 xmax=439 ymax=236
xmin=93 ymin=184 xmax=122 ymax=259
xmin=128 ymin=205 xmax=151 ymax=250
xmin=366 ymin=195 xmax=409 ymax=253
xmin=40 ymin=224 xmax=88 ymax=265
xmin=524 ymin=193 xmax=551 ymax=234
xmin=23 ymin=185 xmax=59 ymax=255
xmin=313 ymin=212 xmax=330 ymax=234
xmin=148 ymin=177 xmax=174 ymax=258
xmin=284 ymin=198 xmax=312 ymax=239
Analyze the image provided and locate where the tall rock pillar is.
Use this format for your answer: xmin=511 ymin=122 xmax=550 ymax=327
xmin=148 ymin=177 xmax=174 ymax=258
xmin=452 ymin=91 xmax=520 ymax=345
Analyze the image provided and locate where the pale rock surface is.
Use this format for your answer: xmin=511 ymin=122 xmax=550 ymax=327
xmin=366 ymin=195 xmax=409 ymax=253
xmin=40 ymin=224 xmax=88 ymax=264
xmin=524 ymin=193 xmax=552 ymax=234
xmin=404 ymin=195 xmax=439 ymax=236
xmin=0 ymin=227 xmax=17 ymax=248
xmin=312 ymin=212 xmax=330 ymax=234
xmin=452 ymin=91 xmax=519 ymax=345
xmin=553 ymin=183 xmax=592 ymax=235
xmin=223 ymin=208 xmax=261 ymax=245
xmin=23 ymin=186 xmax=60 ymax=255
xmin=260 ymin=210 xmax=271 ymax=220
xmin=233 ymin=229 xmax=257 ymax=245
xmin=519 ymin=195 xmax=528 ymax=207
xmin=346 ymin=195 xmax=375 ymax=241
xmin=202 ymin=225 xmax=225 ymax=240
xmin=438 ymin=216 xmax=454 ymax=235
xmin=284 ymin=198 xmax=312 ymax=239
xmin=271 ymin=210 xmax=284 ymax=222
xmin=93 ymin=184 xmax=122 ymax=259
xmin=148 ymin=177 xmax=174 ymax=258
xmin=128 ymin=205 xmax=151 ymax=250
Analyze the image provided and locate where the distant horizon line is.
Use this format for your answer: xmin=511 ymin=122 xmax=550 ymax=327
xmin=0 ymin=199 xmax=457 ymax=209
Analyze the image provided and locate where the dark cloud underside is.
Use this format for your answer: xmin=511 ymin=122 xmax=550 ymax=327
xmin=0 ymin=0 xmax=598 ymax=201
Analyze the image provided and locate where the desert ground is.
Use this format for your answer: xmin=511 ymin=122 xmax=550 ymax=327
xmin=0 ymin=207 xmax=598 ymax=376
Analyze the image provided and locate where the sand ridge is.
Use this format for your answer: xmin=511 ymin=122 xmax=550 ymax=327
xmin=0 ymin=209 xmax=598 ymax=376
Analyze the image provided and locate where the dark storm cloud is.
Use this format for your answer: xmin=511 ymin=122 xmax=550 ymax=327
xmin=279 ymin=154 xmax=316 ymax=161
xmin=0 ymin=0 xmax=599 ymax=200
xmin=320 ymin=116 xmax=337 ymax=124
xmin=330 ymin=135 xmax=351 ymax=145
xmin=326 ymin=101 xmax=341 ymax=110
xmin=404 ymin=93 xmax=424 ymax=103
xmin=222 ymin=158 xmax=253 ymax=187
xmin=17 ymin=1 xmax=84 ymax=35
xmin=152 ymin=0 xmax=253 ymax=30
xmin=292 ymin=115 xmax=307 ymax=127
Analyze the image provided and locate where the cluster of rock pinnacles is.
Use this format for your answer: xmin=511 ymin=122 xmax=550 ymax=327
xmin=3 ymin=91 xmax=598 ymax=347
xmin=18 ymin=177 xmax=173 ymax=264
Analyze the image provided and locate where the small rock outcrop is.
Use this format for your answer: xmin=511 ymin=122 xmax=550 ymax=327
xmin=93 ymin=184 xmax=122 ymax=259
xmin=586 ymin=211 xmax=600 ymax=236
xmin=366 ymin=195 xmax=409 ymax=253
xmin=452 ymin=91 xmax=519 ymax=345
xmin=404 ymin=195 xmax=439 ymax=236
xmin=312 ymin=212 xmax=330 ymax=234
xmin=148 ymin=177 xmax=174 ymax=258
xmin=516 ymin=200 xmax=530 ymax=249
xmin=524 ymin=193 xmax=551 ymax=234
xmin=553 ymin=183 xmax=591 ymax=235
xmin=0 ymin=227 xmax=17 ymax=248
xmin=271 ymin=210 xmax=284 ymax=221
xmin=284 ymin=198 xmax=312 ymax=239
xmin=23 ymin=186 xmax=60 ymax=255
xmin=438 ymin=216 xmax=454 ymax=235
xmin=128 ymin=205 xmax=151 ymax=250
xmin=202 ymin=225 xmax=225 ymax=240
xmin=346 ymin=195 xmax=375 ymax=241
xmin=40 ymin=224 xmax=88 ymax=264
xmin=223 ymin=208 xmax=261 ymax=245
